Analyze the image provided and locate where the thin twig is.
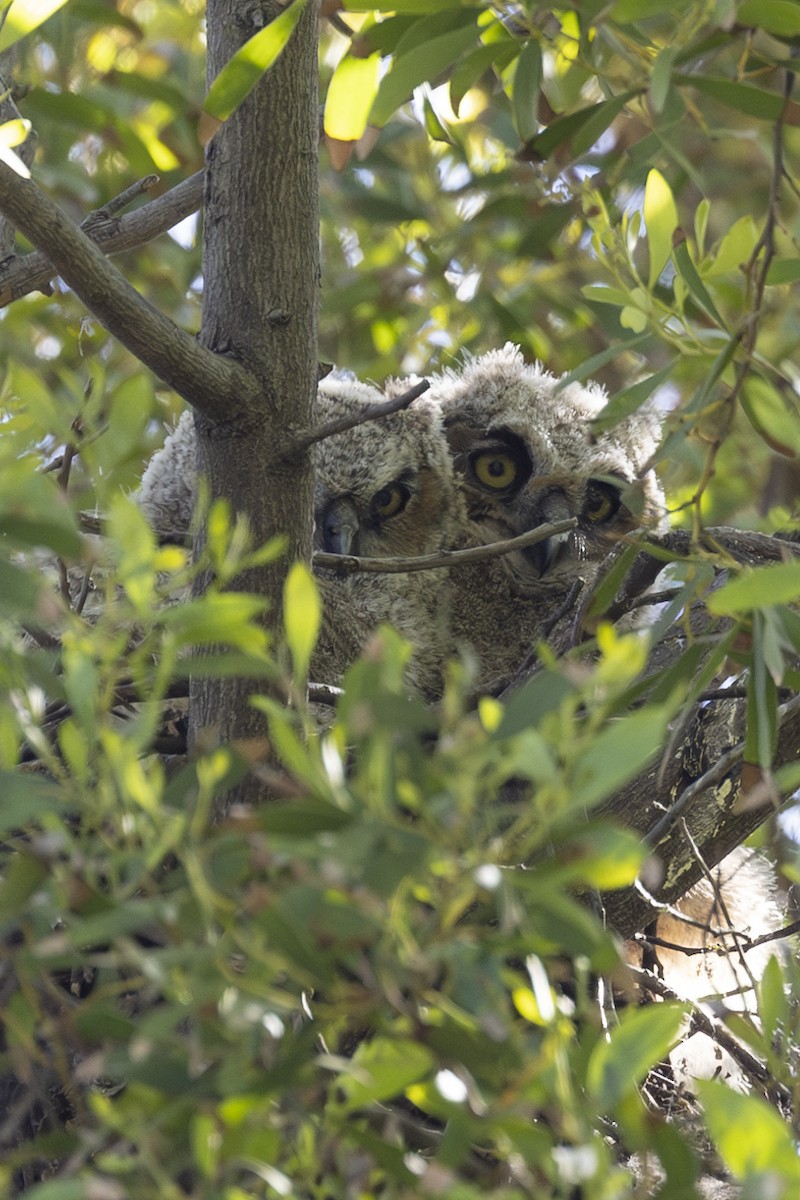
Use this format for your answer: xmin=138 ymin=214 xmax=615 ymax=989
xmin=0 ymin=171 xmax=203 ymax=308
xmin=313 ymin=518 xmax=577 ymax=575
xmin=283 ymin=380 xmax=431 ymax=460
xmin=82 ymin=174 xmax=159 ymax=224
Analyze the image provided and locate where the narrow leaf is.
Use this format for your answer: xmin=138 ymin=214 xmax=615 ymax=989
xmin=708 ymin=563 xmax=800 ymax=615
xmin=672 ymin=239 xmax=727 ymax=329
xmin=203 ymin=0 xmax=311 ymax=123
xmin=283 ymin=561 xmax=321 ymax=682
xmin=0 ymin=0 xmax=70 ymax=52
xmin=644 ymin=168 xmax=678 ymax=289
xmin=512 ymin=40 xmax=542 ymax=144
xmin=592 ymin=362 xmax=675 ymax=434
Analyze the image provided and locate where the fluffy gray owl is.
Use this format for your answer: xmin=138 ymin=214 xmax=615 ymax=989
xmin=423 ymin=344 xmax=782 ymax=1097
xmin=136 ymin=375 xmax=462 ymax=699
xmin=420 ymin=343 xmax=666 ymax=689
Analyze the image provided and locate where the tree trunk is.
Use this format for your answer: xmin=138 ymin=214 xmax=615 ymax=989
xmin=192 ymin=0 xmax=319 ymax=804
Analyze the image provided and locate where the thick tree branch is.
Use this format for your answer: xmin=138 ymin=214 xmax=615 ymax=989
xmin=0 ymin=162 xmax=251 ymax=419
xmin=0 ymin=171 xmax=204 ymax=307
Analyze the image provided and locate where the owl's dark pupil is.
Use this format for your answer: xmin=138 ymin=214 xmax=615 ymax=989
xmin=488 ymin=459 xmax=506 ymax=477
xmin=375 ymin=489 xmax=391 ymax=506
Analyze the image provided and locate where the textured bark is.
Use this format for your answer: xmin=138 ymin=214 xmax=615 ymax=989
xmin=192 ymin=0 xmax=319 ymax=802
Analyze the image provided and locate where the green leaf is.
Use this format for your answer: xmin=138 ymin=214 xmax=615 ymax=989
xmin=678 ymin=74 xmax=791 ymax=121
xmin=740 ymin=376 xmax=800 ymax=457
xmin=650 ymin=45 xmax=677 ymax=114
xmin=696 ymin=1081 xmax=800 ymax=1181
xmin=758 ymin=953 xmax=790 ymax=1048
xmin=0 ymin=851 xmax=50 ymax=922
xmin=0 ymin=0 xmax=71 ymax=53
xmin=0 ymin=770 xmax=62 ymax=833
xmin=161 ymin=593 xmax=270 ymax=652
xmin=644 ymin=168 xmax=678 ymax=289
xmin=738 ymin=0 xmax=800 ymax=37
xmin=708 ymin=563 xmax=800 ymax=615
xmin=450 ymin=41 xmax=516 ymax=114
xmin=370 ymin=20 xmax=479 ymax=127
xmin=745 ymin=614 xmax=779 ymax=767
xmin=203 ymin=0 xmax=311 ymax=122
xmin=524 ymin=95 xmax=633 ymax=162
xmin=587 ymin=1003 xmax=686 ymax=1109
xmin=495 ymin=670 xmax=576 ymax=738
xmin=335 ymin=1037 xmax=434 ymax=1113
xmin=672 ymin=239 xmax=727 ymax=328
xmin=766 ymin=258 xmax=800 ymax=285
xmin=591 ymin=362 xmax=676 ymax=434
xmin=572 ymin=706 xmax=670 ymax=809
xmin=324 ymin=52 xmax=382 ymax=142
xmin=0 ymin=559 xmax=48 ymax=618
xmin=283 ymin=561 xmax=321 ymax=682
xmin=511 ymin=39 xmax=542 ymax=144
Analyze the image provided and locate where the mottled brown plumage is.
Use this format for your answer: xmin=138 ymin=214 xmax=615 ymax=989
xmin=137 ymin=375 xmax=463 ymax=698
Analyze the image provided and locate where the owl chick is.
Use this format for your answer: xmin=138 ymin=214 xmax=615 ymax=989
xmin=421 ymin=342 xmax=665 ymax=689
xmin=136 ymin=375 xmax=462 ymax=699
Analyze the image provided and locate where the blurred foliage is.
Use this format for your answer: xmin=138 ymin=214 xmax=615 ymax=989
xmin=1 ymin=0 xmax=800 ymax=1197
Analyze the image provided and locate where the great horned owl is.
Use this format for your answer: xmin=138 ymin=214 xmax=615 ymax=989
xmin=424 ymin=344 xmax=783 ymax=1092
xmin=136 ymin=375 xmax=462 ymax=699
xmin=421 ymin=343 xmax=665 ymax=689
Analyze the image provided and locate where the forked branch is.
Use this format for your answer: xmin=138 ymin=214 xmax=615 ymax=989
xmin=0 ymin=162 xmax=250 ymax=420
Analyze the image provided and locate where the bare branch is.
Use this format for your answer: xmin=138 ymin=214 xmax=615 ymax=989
xmin=0 ymin=162 xmax=249 ymax=421
xmin=0 ymin=171 xmax=203 ymax=308
xmin=283 ymin=380 xmax=431 ymax=461
xmin=313 ymin=518 xmax=578 ymax=575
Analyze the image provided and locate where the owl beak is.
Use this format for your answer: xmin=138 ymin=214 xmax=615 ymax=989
xmin=518 ymin=486 xmax=573 ymax=579
xmin=318 ymin=496 xmax=360 ymax=555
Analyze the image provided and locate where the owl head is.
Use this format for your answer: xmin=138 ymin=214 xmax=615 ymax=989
xmin=313 ymin=374 xmax=462 ymax=562
xmin=427 ymin=344 xmax=666 ymax=592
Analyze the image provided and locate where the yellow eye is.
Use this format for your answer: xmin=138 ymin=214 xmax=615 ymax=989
xmin=471 ymin=450 xmax=520 ymax=491
xmin=371 ymin=482 xmax=409 ymax=520
xmin=584 ymin=482 xmax=621 ymax=524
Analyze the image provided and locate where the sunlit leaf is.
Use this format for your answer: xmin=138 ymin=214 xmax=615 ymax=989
xmin=697 ymin=1081 xmax=800 ymax=1181
xmin=203 ymin=0 xmax=311 ymax=123
xmin=283 ymin=561 xmax=321 ymax=682
xmin=644 ymin=168 xmax=678 ymax=289
xmin=708 ymin=563 xmax=800 ymax=615
xmin=324 ymin=51 xmax=381 ymax=143
xmin=587 ymin=1003 xmax=686 ymax=1108
xmin=0 ymin=0 xmax=71 ymax=52
xmin=335 ymin=1037 xmax=435 ymax=1113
